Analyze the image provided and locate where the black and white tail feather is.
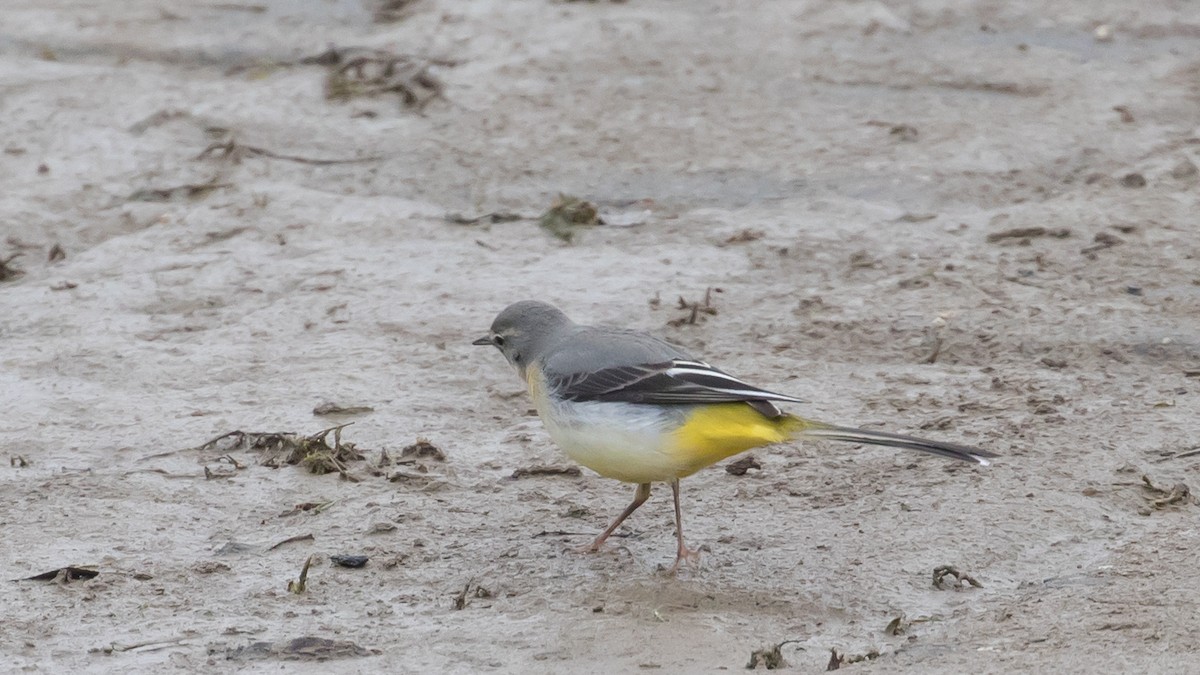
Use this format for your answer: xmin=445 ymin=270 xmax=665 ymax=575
xmin=550 ymin=357 xmax=996 ymax=466
xmin=797 ymin=424 xmax=995 ymax=466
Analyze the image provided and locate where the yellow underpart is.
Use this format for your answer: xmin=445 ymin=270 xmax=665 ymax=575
xmin=524 ymin=363 xmax=540 ymax=398
xmin=669 ymin=404 xmax=813 ymax=478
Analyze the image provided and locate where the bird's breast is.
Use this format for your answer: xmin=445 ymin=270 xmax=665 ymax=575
xmin=527 ymin=367 xmax=685 ymax=482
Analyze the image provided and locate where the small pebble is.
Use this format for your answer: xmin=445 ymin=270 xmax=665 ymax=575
xmin=1119 ymin=173 xmax=1146 ymax=188
xmin=1170 ymin=158 xmax=1198 ymax=180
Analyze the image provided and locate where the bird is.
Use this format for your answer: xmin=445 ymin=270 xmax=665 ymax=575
xmin=473 ymin=300 xmax=996 ymax=571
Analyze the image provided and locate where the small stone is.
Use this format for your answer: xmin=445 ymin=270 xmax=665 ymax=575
xmin=1119 ymin=173 xmax=1146 ymax=188
xmin=725 ymin=455 xmax=762 ymax=476
xmin=400 ymin=439 xmax=445 ymax=462
xmin=1170 ymin=158 xmax=1198 ymax=180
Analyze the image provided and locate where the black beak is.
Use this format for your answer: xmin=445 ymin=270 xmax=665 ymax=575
xmin=472 ymin=335 xmax=493 ymax=346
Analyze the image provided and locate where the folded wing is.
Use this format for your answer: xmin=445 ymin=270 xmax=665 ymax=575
xmin=550 ymin=359 xmax=803 ymax=417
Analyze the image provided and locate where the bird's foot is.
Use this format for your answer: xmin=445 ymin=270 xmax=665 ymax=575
xmin=666 ymin=543 xmax=702 ymax=574
xmin=573 ymin=536 xmax=607 ymax=555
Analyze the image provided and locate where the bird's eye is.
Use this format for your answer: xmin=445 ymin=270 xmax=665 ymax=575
xmin=513 ymin=352 xmax=522 ymax=363
xmin=494 ymin=335 xmax=505 ymax=346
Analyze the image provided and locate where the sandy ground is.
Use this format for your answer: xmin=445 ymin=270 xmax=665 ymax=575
xmin=2 ymin=0 xmax=1200 ymax=672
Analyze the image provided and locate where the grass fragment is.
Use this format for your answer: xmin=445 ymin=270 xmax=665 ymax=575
xmin=288 ymin=555 xmax=314 ymax=594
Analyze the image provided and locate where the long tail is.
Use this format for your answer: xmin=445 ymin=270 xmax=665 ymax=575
xmin=784 ymin=417 xmax=997 ymax=466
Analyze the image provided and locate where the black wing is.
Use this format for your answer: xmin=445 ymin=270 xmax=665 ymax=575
xmin=550 ymin=359 xmax=803 ymax=417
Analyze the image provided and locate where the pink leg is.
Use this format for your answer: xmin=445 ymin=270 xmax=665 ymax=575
xmin=578 ymin=482 xmax=652 ymax=553
xmin=668 ymin=478 xmax=701 ymax=573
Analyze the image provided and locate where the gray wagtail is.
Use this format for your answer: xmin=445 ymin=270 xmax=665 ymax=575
xmin=474 ymin=300 xmax=995 ymax=571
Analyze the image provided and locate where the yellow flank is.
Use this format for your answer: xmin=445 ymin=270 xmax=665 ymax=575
xmin=524 ymin=363 xmax=541 ymax=399
xmin=669 ymin=404 xmax=812 ymax=477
